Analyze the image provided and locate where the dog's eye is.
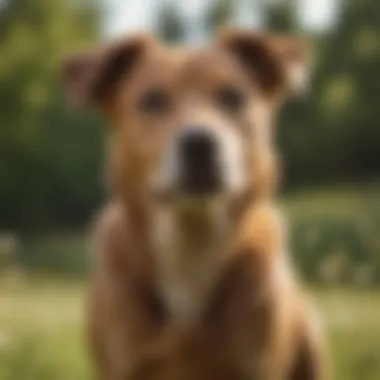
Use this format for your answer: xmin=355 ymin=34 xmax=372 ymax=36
xmin=139 ymin=89 xmax=170 ymax=114
xmin=216 ymin=86 xmax=245 ymax=112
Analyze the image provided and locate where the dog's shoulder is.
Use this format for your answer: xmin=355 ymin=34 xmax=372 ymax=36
xmin=90 ymin=200 xmax=136 ymax=274
xmin=234 ymin=201 xmax=286 ymax=264
xmin=203 ymin=202 xmax=288 ymax=319
xmin=93 ymin=200 xmax=128 ymax=238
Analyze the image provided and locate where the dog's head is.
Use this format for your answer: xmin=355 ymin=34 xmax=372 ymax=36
xmin=63 ymin=30 xmax=309 ymax=207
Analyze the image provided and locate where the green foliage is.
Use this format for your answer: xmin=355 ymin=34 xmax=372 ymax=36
xmin=286 ymin=187 xmax=380 ymax=285
xmin=277 ymin=0 xmax=380 ymax=188
xmin=16 ymin=233 xmax=89 ymax=277
xmin=156 ymin=2 xmax=185 ymax=42
xmin=207 ymin=0 xmax=235 ymax=30
xmin=0 ymin=0 xmax=104 ymax=232
xmin=263 ymin=0 xmax=298 ymax=32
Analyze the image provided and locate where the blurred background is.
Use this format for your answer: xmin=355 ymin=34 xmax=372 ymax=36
xmin=0 ymin=0 xmax=379 ymax=379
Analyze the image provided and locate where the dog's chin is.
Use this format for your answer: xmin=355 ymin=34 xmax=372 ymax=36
xmin=150 ymin=183 xmax=244 ymax=209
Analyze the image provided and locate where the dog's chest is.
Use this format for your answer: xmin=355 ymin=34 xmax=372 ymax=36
xmin=152 ymin=208 xmax=229 ymax=325
xmin=158 ymin=250 xmax=221 ymax=324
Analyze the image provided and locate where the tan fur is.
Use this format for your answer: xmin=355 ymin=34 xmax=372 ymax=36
xmin=63 ymin=30 xmax=327 ymax=379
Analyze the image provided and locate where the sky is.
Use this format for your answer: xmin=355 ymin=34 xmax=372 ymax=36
xmin=103 ymin=0 xmax=340 ymax=40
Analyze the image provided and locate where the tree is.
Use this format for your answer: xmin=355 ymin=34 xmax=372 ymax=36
xmin=0 ymin=0 xmax=104 ymax=231
xmin=156 ymin=1 xmax=185 ymax=42
xmin=206 ymin=0 xmax=235 ymax=31
xmin=315 ymin=0 xmax=380 ymax=181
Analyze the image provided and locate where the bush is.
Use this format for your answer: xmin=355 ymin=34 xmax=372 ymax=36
xmin=16 ymin=234 xmax=89 ymax=278
xmin=287 ymin=189 xmax=380 ymax=286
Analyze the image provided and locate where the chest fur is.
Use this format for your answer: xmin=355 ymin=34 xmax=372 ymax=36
xmin=151 ymin=205 xmax=230 ymax=325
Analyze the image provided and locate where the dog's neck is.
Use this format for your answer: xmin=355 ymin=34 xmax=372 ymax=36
xmin=151 ymin=198 xmax=236 ymax=325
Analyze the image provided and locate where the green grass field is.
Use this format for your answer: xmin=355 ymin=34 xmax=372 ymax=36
xmin=0 ymin=279 xmax=380 ymax=380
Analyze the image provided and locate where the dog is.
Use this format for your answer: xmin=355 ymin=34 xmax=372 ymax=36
xmin=63 ymin=29 xmax=327 ymax=380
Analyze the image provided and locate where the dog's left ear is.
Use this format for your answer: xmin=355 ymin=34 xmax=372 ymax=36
xmin=218 ymin=29 xmax=310 ymax=98
xmin=62 ymin=35 xmax=153 ymax=109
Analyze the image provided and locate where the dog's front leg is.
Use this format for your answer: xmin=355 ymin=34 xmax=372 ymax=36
xmin=288 ymin=325 xmax=329 ymax=380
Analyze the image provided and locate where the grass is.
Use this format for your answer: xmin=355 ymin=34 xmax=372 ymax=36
xmin=0 ymin=279 xmax=380 ymax=380
xmin=0 ymin=279 xmax=90 ymax=380
xmin=314 ymin=289 xmax=380 ymax=380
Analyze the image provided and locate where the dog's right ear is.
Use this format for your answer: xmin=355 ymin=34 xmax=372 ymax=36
xmin=218 ymin=29 xmax=310 ymax=99
xmin=62 ymin=35 xmax=152 ymax=109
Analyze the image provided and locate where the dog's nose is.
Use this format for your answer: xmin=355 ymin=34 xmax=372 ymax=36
xmin=178 ymin=128 xmax=221 ymax=195
xmin=180 ymin=129 xmax=216 ymax=165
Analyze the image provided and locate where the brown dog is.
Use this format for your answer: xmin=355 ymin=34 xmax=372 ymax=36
xmin=63 ymin=29 xmax=327 ymax=380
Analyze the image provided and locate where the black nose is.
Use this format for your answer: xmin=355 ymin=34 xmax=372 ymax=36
xmin=178 ymin=128 xmax=221 ymax=195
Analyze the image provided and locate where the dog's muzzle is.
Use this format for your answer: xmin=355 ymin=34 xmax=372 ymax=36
xmin=178 ymin=128 xmax=222 ymax=195
xmin=150 ymin=123 xmax=246 ymax=201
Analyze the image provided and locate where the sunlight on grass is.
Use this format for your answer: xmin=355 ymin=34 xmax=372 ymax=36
xmin=0 ymin=280 xmax=91 ymax=380
xmin=0 ymin=280 xmax=380 ymax=379
xmin=314 ymin=290 xmax=380 ymax=380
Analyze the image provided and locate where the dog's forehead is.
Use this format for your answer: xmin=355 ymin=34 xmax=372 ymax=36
xmin=130 ymin=44 xmax=248 ymax=90
xmin=180 ymin=48 xmax=248 ymax=86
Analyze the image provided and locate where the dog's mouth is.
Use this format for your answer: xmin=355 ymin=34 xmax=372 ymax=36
xmin=151 ymin=179 xmax=224 ymax=204
xmin=150 ymin=171 xmax=241 ymax=206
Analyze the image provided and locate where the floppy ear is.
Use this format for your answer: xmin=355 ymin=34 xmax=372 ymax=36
xmin=218 ymin=29 xmax=310 ymax=98
xmin=62 ymin=35 xmax=152 ymax=108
